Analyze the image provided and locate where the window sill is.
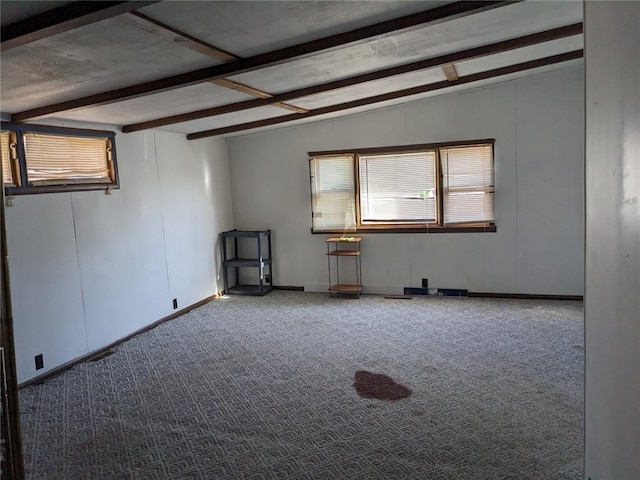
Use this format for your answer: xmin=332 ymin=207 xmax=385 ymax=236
xmin=312 ymin=225 xmax=496 ymax=234
xmin=5 ymin=184 xmax=119 ymax=195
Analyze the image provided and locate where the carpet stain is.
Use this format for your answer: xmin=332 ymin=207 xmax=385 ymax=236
xmin=353 ymin=370 xmax=412 ymax=401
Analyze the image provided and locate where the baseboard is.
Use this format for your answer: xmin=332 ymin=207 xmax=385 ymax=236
xmin=363 ymin=285 xmax=404 ymax=295
xmin=303 ymin=283 xmax=329 ymax=293
xmin=19 ymin=292 xmax=222 ymax=389
xmin=468 ymin=292 xmax=583 ymax=301
xmin=272 ymin=285 xmax=304 ymax=291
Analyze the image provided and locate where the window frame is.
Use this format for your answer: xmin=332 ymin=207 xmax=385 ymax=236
xmin=1 ymin=130 xmax=20 ymax=187
xmin=309 ymin=139 xmax=496 ymax=234
xmin=1 ymin=122 xmax=119 ymax=195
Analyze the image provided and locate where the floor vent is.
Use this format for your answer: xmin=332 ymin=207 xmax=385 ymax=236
xmin=404 ymin=287 xmax=428 ymax=295
xmin=404 ymin=287 xmax=469 ymax=296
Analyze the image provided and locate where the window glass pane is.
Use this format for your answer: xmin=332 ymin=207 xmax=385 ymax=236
xmin=441 ymin=144 xmax=494 ymax=224
xmin=309 ymin=155 xmax=355 ymax=232
xmin=24 ymin=132 xmax=111 ymax=186
xmin=359 ymin=151 xmax=436 ymax=224
xmin=1 ymin=131 xmax=14 ymax=186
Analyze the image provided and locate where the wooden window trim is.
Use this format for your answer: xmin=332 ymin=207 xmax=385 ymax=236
xmin=9 ymin=131 xmax=21 ymax=187
xmin=1 ymin=122 xmax=114 ymax=137
xmin=309 ymin=139 xmax=495 ymax=157
xmin=311 ymin=225 xmax=497 ymax=234
xmin=1 ymin=130 xmax=20 ymax=187
xmin=436 ymin=147 xmax=444 ymax=226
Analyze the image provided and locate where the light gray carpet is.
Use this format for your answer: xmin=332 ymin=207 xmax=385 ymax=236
xmin=19 ymin=291 xmax=583 ymax=479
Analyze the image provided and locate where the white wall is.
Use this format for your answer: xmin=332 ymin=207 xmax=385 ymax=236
xmin=585 ymin=2 xmax=640 ymax=478
xmin=6 ymin=126 xmax=234 ymax=383
xmin=227 ymin=67 xmax=584 ymax=296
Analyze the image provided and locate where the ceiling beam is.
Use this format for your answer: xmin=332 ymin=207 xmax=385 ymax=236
xmin=210 ymin=78 xmax=271 ymax=98
xmin=442 ymin=64 xmax=460 ymax=81
xmin=122 ymin=23 xmax=582 ymax=133
xmin=186 ymin=50 xmax=584 ymax=140
xmin=120 ymin=12 xmax=240 ymax=63
xmin=275 ymin=103 xmax=309 ymax=114
xmin=209 ymin=79 xmax=308 ymax=113
xmin=1 ymin=1 xmax=159 ymax=52
xmin=11 ymin=1 xmax=514 ymax=122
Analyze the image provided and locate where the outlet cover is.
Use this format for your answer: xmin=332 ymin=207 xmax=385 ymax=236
xmin=35 ymin=354 xmax=44 ymax=370
xmin=172 ymin=298 xmax=178 ymax=310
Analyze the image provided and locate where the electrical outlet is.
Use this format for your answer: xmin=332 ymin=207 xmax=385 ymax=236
xmin=265 ymin=274 xmax=271 ymax=283
xmin=421 ymin=278 xmax=429 ymax=288
xmin=172 ymin=298 xmax=178 ymax=310
xmin=35 ymin=354 xmax=44 ymax=370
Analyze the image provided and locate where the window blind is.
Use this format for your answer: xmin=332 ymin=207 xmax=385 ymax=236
xmin=1 ymin=131 xmax=13 ymax=186
xmin=309 ymin=154 xmax=355 ymax=232
xmin=23 ymin=132 xmax=111 ymax=185
xmin=359 ymin=151 xmax=437 ymax=223
xmin=441 ymin=144 xmax=494 ymax=225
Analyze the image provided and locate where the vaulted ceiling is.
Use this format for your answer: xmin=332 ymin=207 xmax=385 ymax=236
xmin=0 ymin=1 xmax=583 ymax=139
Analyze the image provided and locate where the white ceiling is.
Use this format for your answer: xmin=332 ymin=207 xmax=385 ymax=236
xmin=0 ymin=0 xmax=584 ymax=139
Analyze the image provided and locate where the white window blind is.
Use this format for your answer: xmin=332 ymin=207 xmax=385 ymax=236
xmin=1 ymin=131 xmax=13 ymax=186
xmin=309 ymin=154 xmax=356 ymax=232
xmin=441 ymin=144 xmax=494 ymax=225
xmin=24 ymin=132 xmax=111 ymax=185
xmin=359 ymin=151 xmax=437 ymax=224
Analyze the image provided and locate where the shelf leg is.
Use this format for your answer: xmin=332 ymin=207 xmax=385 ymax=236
xmin=267 ymin=230 xmax=273 ymax=288
xmin=222 ymin=236 xmax=229 ymax=293
xmin=357 ymin=244 xmax=362 ymax=298
xmin=327 ymin=242 xmax=332 ymax=297
xmin=258 ymin=234 xmax=263 ymax=295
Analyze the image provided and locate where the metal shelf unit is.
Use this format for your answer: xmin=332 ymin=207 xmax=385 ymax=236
xmin=221 ymin=229 xmax=273 ymax=296
xmin=326 ymin=237 xmax=362 ymax=297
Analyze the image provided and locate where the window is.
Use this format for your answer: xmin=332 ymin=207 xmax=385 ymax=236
xmin=1 ymin=123 xmax=119 ymax=195
xmin=309 ymin=140 xmax=495 ymax=233
xmin=310 ymin=154 xmax=356 ymax=232
xmin=359 ymin=151 xmax=437 ymax=225
xmin=441 ymin=144 xmax=494 ymax=225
